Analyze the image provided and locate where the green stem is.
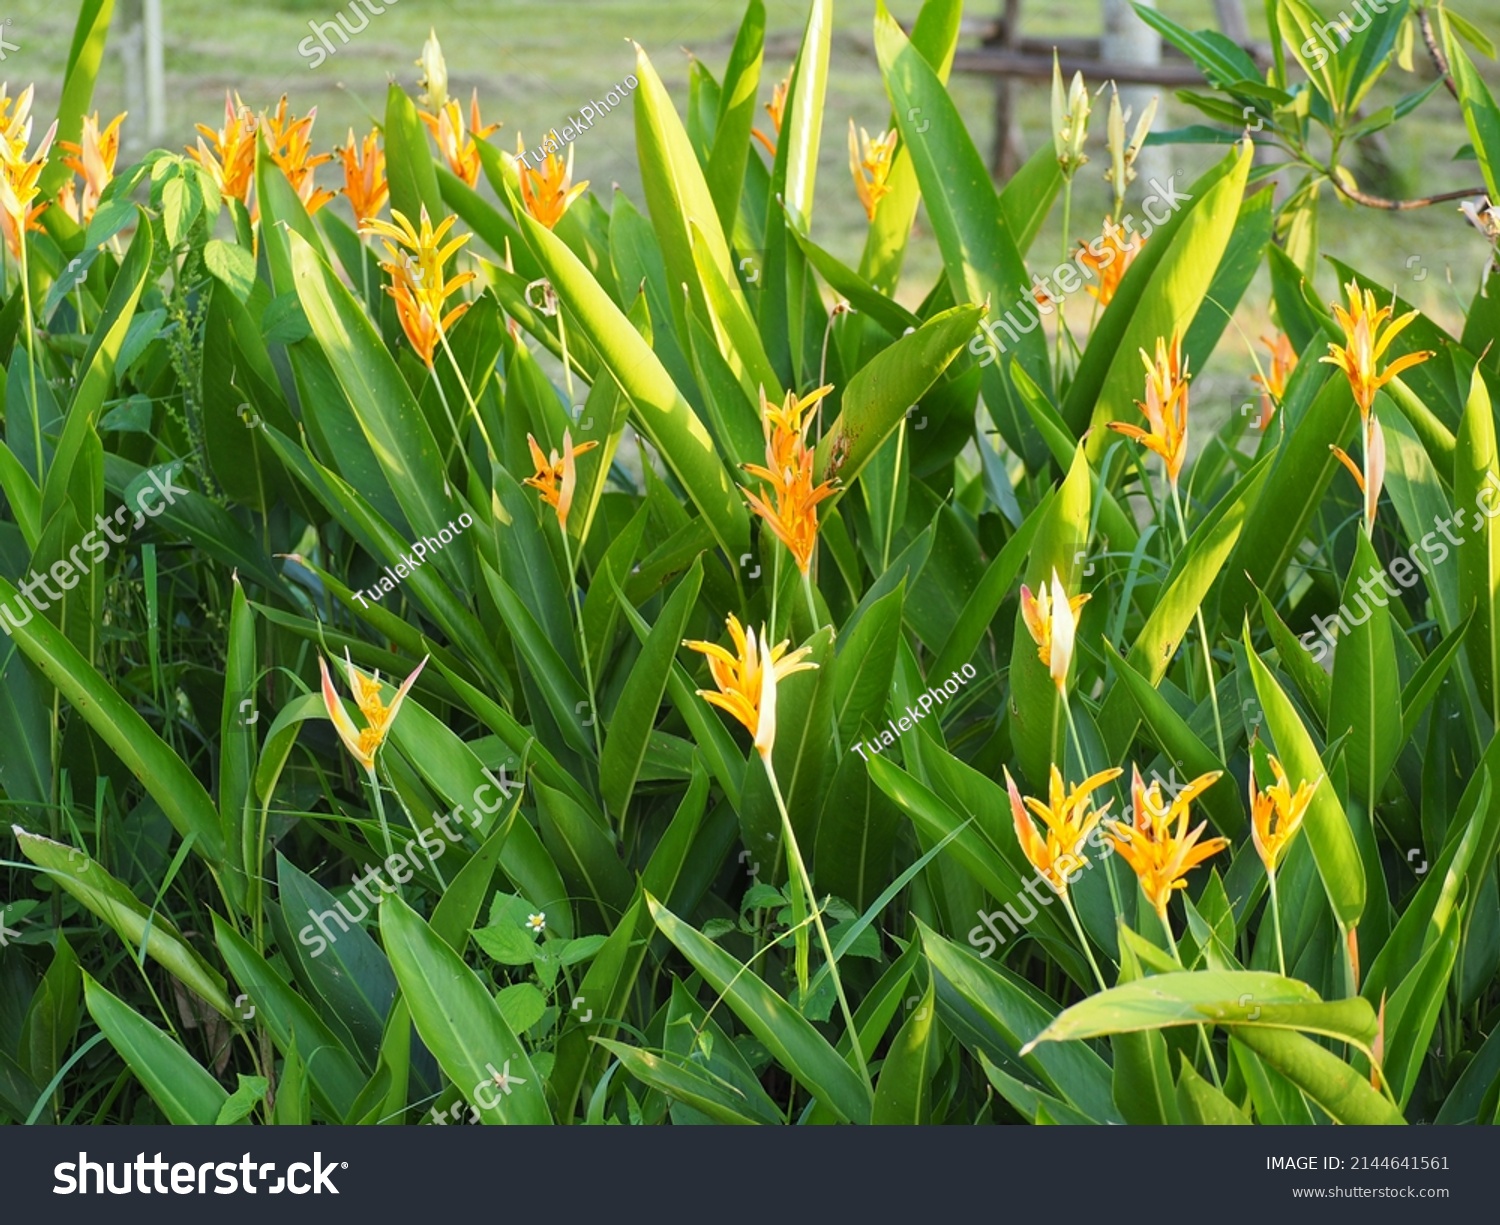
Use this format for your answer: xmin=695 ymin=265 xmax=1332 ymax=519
xmin=1164 ymin=917 xmax=1224 ymax=1089
xmin=438 ymin=329 xmax=498 ymax=465
xmin=1060 ymin=890 xmax=1107 ymax=992
xmin=1172 ymin=479 xmax=1227 ymax=762
xmin=882 ymin=419 xmax=905 ymax=572
xmin=765 ymin=756 xmax=873 ymax=1093
xmin=1056 ymin=179 xmax=1073 ymax=386
xmin=562 ymin=528 xmax=609 ymax=826
xmin=1269 ymin=868 xmax=1286 ymax=976
xmin=369 ymin=765 xmax=393 ymax=860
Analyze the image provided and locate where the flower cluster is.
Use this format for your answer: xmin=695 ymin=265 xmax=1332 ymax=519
xmin=742 ymin=384 xmax=839 ymax=575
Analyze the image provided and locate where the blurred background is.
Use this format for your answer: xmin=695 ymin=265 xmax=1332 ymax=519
xmin=14 ymin=0 xmax=1500 ymax=400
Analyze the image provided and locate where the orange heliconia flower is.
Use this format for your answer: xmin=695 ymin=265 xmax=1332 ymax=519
xmin=742 ymin=384 xmax=839 ymax=575
xmin=1251 ymin=331 xmax=1297 ymax=427
xmin=1109 ymin=331 xmax=1190 ymax=489
xmin=516 ymin=132 xmax=588 ymax=230
xmin=1006 ymin=764 xmax=1123 ymax=896
xmin=751 ymin=66 xmax=791 ymax=157
xmin=262 ymin=96 xmax=335 ymax=215
xmin=189 ymin=92 xmax=258 ymax=205
xmin=1107 ymin=765 xmax=1228 ymax=920
xmin=1020 ymin=568 xmax=1089 ymax=691
xmin=683 ymin=613 xmax=816 ymax=760
xmin=58 ymin=110 xmax=125 ymax=225
xmin=1077 ymin=218 xmax=1144 ymax=307
xmin=363 ymin=206 xmax=475 ymax=366
xmin=423 ymin=89 xmax=499 ymax=188
xmin=0 ymin=85 xmax=58 ymax=258
xmin=1320 ymin=279 xmax=1433 ymax=419
xmin=523 ymin=429 xmax=600 ymax=532
xmin=1249 ymin=755 xmax=1321 ymax=876
xmin=336 ymin=127 xmax=388 ymax=228
xmin=848 ymin=121 xmax=897 ymax=222
xmin=319 ymin=651 xmax=428 ymax=774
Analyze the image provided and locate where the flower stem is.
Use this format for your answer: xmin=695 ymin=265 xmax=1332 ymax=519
xmin=765 ymin=755 xmax=873 ymax=1094
xmin=438 ymin=329 xmax=498 ymax=465
xmin=1268 ymin=868 xmax=1287 ymax=976
xmin=1056 ymin=180 xmax=1073 ymax=385
xmin=1164 ymin=915 xmax=1224 ymax=1090
xmin=1171 ymin=479 xmax=1227 ymax=763
xmin=369 ymin=766 xmax=393 ymax=860
xmin=1060 ymin=890 xmax=1107 ymax=992
xmin=561 ymin=528 xmax=609 ymax=826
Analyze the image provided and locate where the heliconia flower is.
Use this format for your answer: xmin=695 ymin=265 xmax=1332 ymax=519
xmin=1006 ymin=764 xmax=1123 ymax=895
xmin=848 ymin=121 xmax=897 ymax=222
xmin=0 ymin=85 xmax=57 ymax=258
xmin=262 ymin=96 xmax=335 ymax=215
xmin=1104 ymin=86 xmax=1155 ymax=196
xmin=1107 ymin=764 xmax=1228 ymax=920
xmin=1320 ymin=279 xmax=1433 ymax=420
xmin=422 ymin=89 xmax=499 ymax=189
xmin=742 ymin=384 xmax=839 ymax=575
xmin=1109 ymin=331 xmax=1190 ymax=489
xmin=336 ymin=127 xmax=388 ymax=227
xmin=515 ymin=133 xmax=588 ymax=230
xmin=751 ymin=66 xmax=791 ymax=157
xmin=1051 ymin=54 xmax=1090 ymax=178
xmin=683 ymin=614 xmax=817 ymax=761
xmin=57 ymin=110 xmax=125 ymax=225
xmin=363 ymin=206 xmax=475 ymax=365
xmin=417 ymin=28 xmax=449 ymax=112
xmin=1251 ymin=331 xmax=1298 ymax=427
xmin=1330 ymin=416 xmax=1387 ymax=532
xmin=319 ymin=651 xmax=428 ymax=774
xmin=1249 ymin=755 xmax=1321 ymax=875
xmin=1019 ymin=568 xmax=1090 ymax=691
xmin=1076 ymin=218 xmax=1144 ymax=307
xmin=523 ymin=429 xmax=600 ymax=532
xmin=188 ymin=92 xmax=258 ymax=205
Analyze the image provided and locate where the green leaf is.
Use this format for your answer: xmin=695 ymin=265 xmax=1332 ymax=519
xmin=215 ymin=1074 xmax=269 ymax=1126
xmin=380 ymin=894 xmax=551 ymax=1123
xmin=38 ymin=0 xmax=116 ymax=197
xmin=1455 ymin=366 xmax=1500 ymax=725
xmin=83 ymin=976 xmax=228 ymax=1126
xmin=872 ymin=977 xmax=938 ymax=1124
xmin=705 ymin=0 xmax=765 ymax=234
xmin=1176 ymin=1055 xmax=1251 ymax=1123
xmin=1243 ymin=630 xmax=1366 ymax=929
xmin=384 ymin=82 xmax=445 ymax=222
xmin=1445 ymin=20 xmax=1500 ymax=200
xmin=1230 ymin=1026 xmax=1405 ymax=1124
xmin=595 ymin=1039 xmax=779 ymax=1125
xmin=647 ymin=894 xmax=872 ymax=1124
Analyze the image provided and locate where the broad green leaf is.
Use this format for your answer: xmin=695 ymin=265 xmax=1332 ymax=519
xmin=1230 ymin=1026 xmax=1405 ymax=1124
xmin=596 ymin=1039 xmax=779 ymax=1125
xmin=872 ymin=977 xmax=938 ymax=1124
xmin=1455 ymin=366 xmax=1500 ymax=724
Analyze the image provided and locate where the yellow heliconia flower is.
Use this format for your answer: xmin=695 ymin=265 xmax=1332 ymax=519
xmin=1109 ymin=331 xmax=1190 ymax=490
xmin=262 ymin=96 xmax=335 ymax=215
xmin=363 ymin=206 xmax=475 ymax=366
xmin=848 ymin=121 xmax=897 ymax=222
xmin=742 ymin=384 xmax=839 ymax=575
xmin=1250 ymin=755 xmax=1321 ymax=875
xmin=1020 ymin=568 xmax=1089 ymax=691
xmin=1006 ymin=764 xmax=1123 ymax=895
xmin=0 ymin=84 xmax=57 ymax=258
xmin=1051 ymin=54 xmax=1090 ymax=178
xmin=58 ymin=110 xmax=125 ymax=225
xmin=1077 ymin=217 xmax=1144 ymax=307
xmin=336 ymin=127 xmax=388 ymax=228
xmin=1320 ymin=279 xmax=1433 ymax=419
xmin=516 ymin=133 xmax=588 ymax=230
xmin=523 ymin=429 xmax=600 ymax=532
xmin=1107 ymin=764 xmax=1228 ymax=920
xmin=683 ymin=614 xmax=817 ymax=761
xmin=319 ymin=652 xmax=428 ymax=774
xmin=188 ymin=92 xmax=258 ymax=205
xmin=1330 ymin=416 xmax=1387 ymax=532
xmin=1104 ymin=85 xmax=1156 ymax=198
xmin=422 ymin=89 xmax=499 ymax=189
xmin=1251 ymin=331 xmax=1297 ymax=427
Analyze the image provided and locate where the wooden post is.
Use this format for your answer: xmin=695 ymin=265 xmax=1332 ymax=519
xmin=990 ymin=0 xmax=1024 ymax=178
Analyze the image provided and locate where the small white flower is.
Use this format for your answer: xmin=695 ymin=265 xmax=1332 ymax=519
xmin=526 ymin=912 xmax=546 ymax=934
